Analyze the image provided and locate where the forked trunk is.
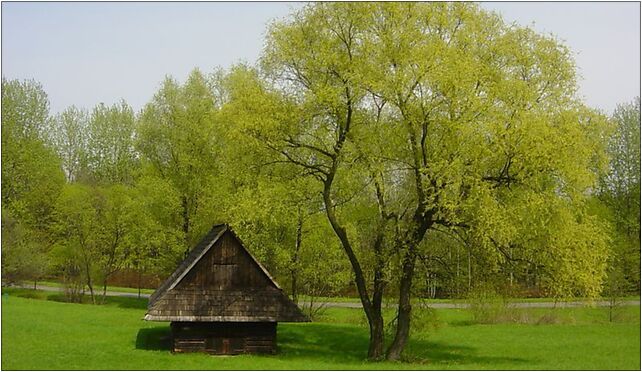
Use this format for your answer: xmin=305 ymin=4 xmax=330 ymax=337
xmin=386 ymin=250 xmax=417 ymax=360
xmin=367 ymin=306 xmax=385 ymax=359
xmin=369 ymin=219 xmax=388 ymax=360
xmin=84 ymin=257 xmax=96 ymax=304
xmin=322 ymin=179 xmax=386 ymax=360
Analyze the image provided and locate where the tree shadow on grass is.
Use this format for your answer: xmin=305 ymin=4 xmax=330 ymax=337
xmin=277 ymin=323 xmax=368 ymax=362
xmin=278 ymin=323 xmax=529 ymax=367
xmin=136 ymin=326 xmax=172 ymax=351
xmin=404 ymin=339 xmax=528 ymax=366
xmin=135 ymin=322 xmax=529 ymax=367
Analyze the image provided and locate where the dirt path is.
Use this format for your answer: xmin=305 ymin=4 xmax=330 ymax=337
xmin=8 ymin=283 xmax=640 ymax=309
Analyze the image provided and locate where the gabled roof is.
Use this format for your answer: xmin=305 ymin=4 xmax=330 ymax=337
xmin=145 ymin=223 xmax=308 ymax=323
xmin=148 ymin=224 xmax=227 ymax=306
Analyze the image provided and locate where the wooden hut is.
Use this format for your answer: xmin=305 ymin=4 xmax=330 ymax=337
xmin=145 ymin=223 xmax=308 ymax=355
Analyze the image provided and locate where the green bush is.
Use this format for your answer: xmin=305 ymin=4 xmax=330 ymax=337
xmin=468 ymin=285 xmax=508 ymax=324
xmin=466 ymin=285 xmax=574 ymax=325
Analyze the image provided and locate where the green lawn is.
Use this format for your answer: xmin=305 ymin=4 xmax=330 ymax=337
xmin=1 ymin=288 xmax=640 ymax=370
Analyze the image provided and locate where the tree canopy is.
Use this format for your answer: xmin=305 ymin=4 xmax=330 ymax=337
xmin=225 ymin=2 xmax=614 ymax=359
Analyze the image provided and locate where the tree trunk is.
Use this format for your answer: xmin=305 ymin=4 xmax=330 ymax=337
xmin=456 ymin=248 xmax=460 ymax=297
xmin=86 ymin=268 xmax=95 ymax=305
xmin=82 ymin=251 xmax=95 ymax=304
xmin=368 ymin=270 xmax=386 ymax=359
xmin=386 ymin=249 xmax=417 ymax=360
xmin=100 ymin=281 xmax=108 ymax=304
xmin=322 ymin=179 xmax=385 ymax=360
xmin=137 ymin=269 xmax=142 ymax=299
xmin=509 ymin=245 xmax=514 ymax=288
xmin=88 ymin=283 xmax=95 ymax=304
xmin=316 ymin=94 xmax=386 ymax=359
xmin=291 ymin=209 xmax=303 ymax=303
xmin=291 ymin=272 xmax=298 ymax=304
xmin=467 ymin=245 xmax=472 ymax=292
xmin=369 ymin=216 xmax=388 ymax=360
xmin=368 ymin=306 xmax=385 ymax=359
xmin=386 ymin=215 xmax=431 ymax=361
xmin=181 ymin=196 xmax=190 ymax=257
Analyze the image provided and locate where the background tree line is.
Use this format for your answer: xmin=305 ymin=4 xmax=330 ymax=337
xmin=1 ymin=71 xmax=351 ymax=306
xmin=1 ymin=3 xmax=639 ymax=360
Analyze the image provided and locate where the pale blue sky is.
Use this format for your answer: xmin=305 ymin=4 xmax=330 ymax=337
xmin=2 ymin=2 xmax=640 ymax=115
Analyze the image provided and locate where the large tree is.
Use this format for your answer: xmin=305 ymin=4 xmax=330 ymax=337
xmin=229 ymin=3 xmax=611 ymax=360
xmin=48 ymin=106 xmax=89 ymax=182
xmin=354 ymin=3 xmax=611 ymax=358
xmin=224 ymin=51 xmax=393 ymax=358
xmin=600 ymin=97 xmax=641 ymax=292
xmin=85 ymin=101 xmax=138 ymax=185
xmin=50 ymin=184 xmax=103 ymax=303
xmin=2 ymin=78 xmax=65 ymax=228
xmin=1 ymin=78 xmax=65 ymax=284
xmin=137 ymin=69 xmax=222 ymax=253
xmin=125 ymin=175 xmax=184 ymax=295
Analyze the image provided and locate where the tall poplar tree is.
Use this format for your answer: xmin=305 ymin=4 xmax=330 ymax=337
xmin=1 ymin=78 xmax=65 ymax=284
xmin=86 ymin=100 xmax=138 ymax=185
xmin=600 ymin=97 xmax=641 ymax=292
xmin=137 ymin=69 xmax=222 ymax=255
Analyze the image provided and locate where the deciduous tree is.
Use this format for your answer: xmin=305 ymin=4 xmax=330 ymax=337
xmin=1 ymin=78 xmax=65 ymax=285
xmin=137 ymin=69 xmax=222 ymax=254
xmin=48 ymin=106 xmax=89 ymax=182
xmin=238 ymin=3 xmax=612 ymax=360
xmin=600 ymin=97 xmax=641 ymax=292
xmin=50 ymin=184 xmax=103 ymax=303
xmin=86 ymin=101 xmax=138 ymax=185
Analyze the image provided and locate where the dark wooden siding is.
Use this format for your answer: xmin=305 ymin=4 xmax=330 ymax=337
xmin=146 ymin=287 xmax=306 ymax=321
xmin=171 ymin=322 xmax=276 ymax=354
xmin=177 ymin=232 xmax=273 ymax=291
xmin=145 ymin=224 xmax=309 ymax=323
xmin=149 ymin=225 xmax=227 ymax=306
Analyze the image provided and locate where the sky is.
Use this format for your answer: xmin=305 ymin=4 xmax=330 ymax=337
xmin=2 ymin=2 xmax=640 ymax=115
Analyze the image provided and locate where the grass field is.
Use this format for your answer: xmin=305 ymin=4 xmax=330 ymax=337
xmin=1 ymin=288 xmax=640 ymax=370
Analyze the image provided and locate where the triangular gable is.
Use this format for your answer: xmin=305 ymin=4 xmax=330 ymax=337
xmin=145 ymin=223 xmax=308 ymax=322
xmin=148 ymin=223 xmax=286 ymax=307
xmin=226 ymin=228 xmax=282 ymax=290
xmin=165 ymin=227 xmax=229 ymax=292
xmin=148 ymin=224 xmax=227 ymax=306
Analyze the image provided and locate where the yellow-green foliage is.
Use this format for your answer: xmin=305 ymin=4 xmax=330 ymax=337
xmin=230 ymin=3 xmax=613 ymax=298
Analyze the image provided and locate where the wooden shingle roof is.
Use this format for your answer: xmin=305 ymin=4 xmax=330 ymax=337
xmin=145 ymin=223 xmax=308 ymax=322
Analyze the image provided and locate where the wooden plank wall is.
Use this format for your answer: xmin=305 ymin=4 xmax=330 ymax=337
xmin=171 ymin=322 xmax=276 ymax=354
xmin=146 ymin=228 xmax=308 ymax=322
xmin=177 ymin=232 xmax=273 ymax=290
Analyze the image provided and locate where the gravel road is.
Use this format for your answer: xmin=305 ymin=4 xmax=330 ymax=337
xmin=7 ymin=283 xmax=640 ymax=309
